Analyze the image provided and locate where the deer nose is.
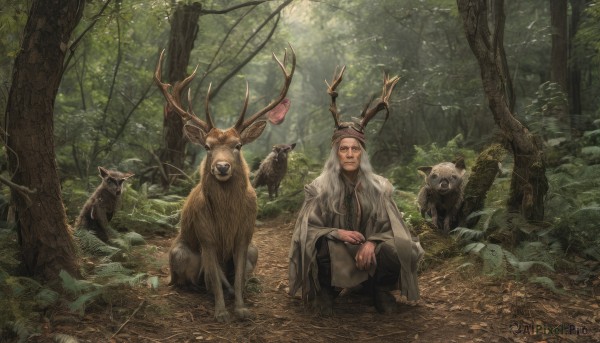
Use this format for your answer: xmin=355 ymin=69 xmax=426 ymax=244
xmin=216 ymin=162 xmax=230 ymax=175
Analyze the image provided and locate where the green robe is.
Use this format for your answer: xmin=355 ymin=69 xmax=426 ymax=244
xmin=288 ymin=174 xmax=424 ymax=302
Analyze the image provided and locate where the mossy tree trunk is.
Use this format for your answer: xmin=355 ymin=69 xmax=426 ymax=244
xmin=457 ymin=0 xmax=549 ymax=222
xmin=5 ymin=0 xmax=84 ymax=281
xmin=460 ymin=144 xmax=507 ymax=228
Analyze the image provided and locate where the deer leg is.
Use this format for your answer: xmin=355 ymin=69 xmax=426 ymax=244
xmin=202 ymin=247 xmax=230 ymax=322
xmin=233 ymin=243 xmax=252 ymax=320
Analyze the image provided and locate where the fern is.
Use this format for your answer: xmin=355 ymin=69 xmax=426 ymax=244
xmin=53 ymin=333 xmax=80 ymax=343
xmin=529 ymin=276 xmax=563 ymax=294
xmin=74 ymin=229 xmax=120 ymax=257
xmin=452 ymin=226 xmax=485 ymax=241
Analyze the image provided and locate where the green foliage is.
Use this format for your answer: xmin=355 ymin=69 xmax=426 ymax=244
xmin=256 ymin=151 xmax=321 ymax=219
xmin=59 ymin=265 xmax=157 ymax=316
xmin=385 ymin=134 xmax=477 ymax=192
xmin=523 ymin=81 xmax=569 ymax=139
xmin=0 ymin=268 xmax=60 ymax=342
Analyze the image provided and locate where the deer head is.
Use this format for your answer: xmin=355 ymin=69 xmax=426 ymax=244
xmin=325 ymin=65 xmax=400 ymax=133
xmin=154 ymin=46 xmax=296 ymax=182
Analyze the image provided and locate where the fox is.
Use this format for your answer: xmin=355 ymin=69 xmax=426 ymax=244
xmin=417 ymin=158 xmax=466 ymax=233
xmin=74 ymin=166 xmax=134 ymax=242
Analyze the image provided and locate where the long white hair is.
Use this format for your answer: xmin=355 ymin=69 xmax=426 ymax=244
xmin=314 ymin=141 xmax=384 ymax=215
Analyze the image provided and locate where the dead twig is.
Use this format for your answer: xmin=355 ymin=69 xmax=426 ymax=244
xmin=111 ymin=299 xmax=146 ymax=339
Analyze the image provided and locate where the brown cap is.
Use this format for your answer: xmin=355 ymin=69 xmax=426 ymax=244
xmin=331 ymin=122 xmax=366 ymax=147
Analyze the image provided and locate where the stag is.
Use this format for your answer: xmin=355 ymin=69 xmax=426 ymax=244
xmin=155 ymin=46 xmax=296 ymax=322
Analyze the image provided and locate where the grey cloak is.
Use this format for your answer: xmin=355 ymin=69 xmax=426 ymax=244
xmin=288 ymin=174 xmax=424 ymax=302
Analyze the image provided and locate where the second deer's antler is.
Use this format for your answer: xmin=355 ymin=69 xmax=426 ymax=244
xmin=359 ymin=72 xmax=400 ymax=129
xmin=154 ymin=50 xmax=212 ymax=132
xmin=325 ymin=65 xmax=346 ymax=129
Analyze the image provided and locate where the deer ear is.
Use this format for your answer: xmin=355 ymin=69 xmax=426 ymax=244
xmin=240 ymin=120 xmax=267 ymax=145
xmin=123 ymin=173 xmax=134 ymax=180
xmin=98 ymin=166 xmax=109 ymax=178
xmin=184 ymin=123 xmax=208 ymax=145
xmin=290 ymin=143 xmax=296 ymax=150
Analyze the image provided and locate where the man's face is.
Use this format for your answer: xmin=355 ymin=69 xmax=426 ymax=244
xmin=337 ymin=137 xmax=362 ymax=174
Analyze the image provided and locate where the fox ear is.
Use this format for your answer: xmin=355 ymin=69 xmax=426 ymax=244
xmin=98 ymin=166 xmax=109 ymax=178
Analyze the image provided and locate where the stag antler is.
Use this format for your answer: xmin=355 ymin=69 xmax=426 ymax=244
xmin=359 ymin=72 xmax=400 ymax=129
xmin=154 ymin=50 xmax=213 ymax=132
xmin=234 ymin=44 xmax=296 ymax=133
xmin=324 ymin=65 xmax=346 ymax=129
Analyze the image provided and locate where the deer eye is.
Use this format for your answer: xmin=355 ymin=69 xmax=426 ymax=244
xmin=118 ymin=179 xmax=125 ymax=185
xmin=204 ymin=144 xmax=211 ymax=151
xmin=235 ymin=143 xmax=242 ymax=151
xmin=431 ymin=174 xmax=438 ymax=179
xmin=452 ymin=175 xmax=458 ymax=179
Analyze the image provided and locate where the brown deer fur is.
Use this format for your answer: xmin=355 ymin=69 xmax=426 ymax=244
xmin=155 ymin=46 xmax=295 ymax=322
xmin=252 ymin=143 xmax=296 ymax=199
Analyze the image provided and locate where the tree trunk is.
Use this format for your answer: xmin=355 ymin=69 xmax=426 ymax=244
xmin=568 ymin=0 xmax=585 ymax=135
xmin=5 ymin=0 xmax=84 ymax=281
xmin=160 ymin=2 xmax=202 ymax=188
xmin=460 ymin=144 xmax=507 ymax=228
xmin=550 ymin=0 xmax=569 ymax=127
xmin=457 ymin=0 xmax=548 ymax=222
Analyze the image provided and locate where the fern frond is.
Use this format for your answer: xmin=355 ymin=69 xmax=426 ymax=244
xmin=7 ymin=319 xmax=33 ymax=342
xmin=59 ymin=270 xmax=100 ymax=295
xmin=34 ymin=288 xmax=59 ymax=308
xmin=123 ymin=232 xmax=146 ymax=246
xmin=68 ymin=289 xmax=103 ymax=314
xmin=529 ymin=276 xmax=563 ymax=294
xmin=481 ymin=243 xmax=505 ymax=276
xmin=74 ymin=229 xmax=120 ymax=257
xmin=54 ymin=333 xmax=80 ymax=343
xmin=463 ymin=242 xmax=485 ymax=254
xmin=94 ymin=262 xmax=132 ymax=278
xmin=452 ymin=227 xmax=485 ymax=241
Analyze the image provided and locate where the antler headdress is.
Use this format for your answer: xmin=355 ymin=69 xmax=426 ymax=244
xmin=325 ymin=66 xmax=400 ymax=146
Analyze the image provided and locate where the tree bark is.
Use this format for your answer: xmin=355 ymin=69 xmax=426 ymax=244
xmin=4 ymin=0 xmax=84 ymax=281
xmin=550 ymin=0 xmax=569 ymax=127
xmin=568 ymin=0 xmax=585 ymax=135
xmin=160 ymin=2 xmax=203 ymax=188
xmin=456 ymin=0 xmax=548 ymax=222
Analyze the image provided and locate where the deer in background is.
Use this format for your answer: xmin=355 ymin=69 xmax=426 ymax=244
xmin=154 ymin=46 xmax=295 ymax=322
xmin=252 ymin=143 xmax=296 ymax=199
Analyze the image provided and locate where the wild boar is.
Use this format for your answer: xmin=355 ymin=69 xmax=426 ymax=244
xmin=417 ymin=158 xmax=466 ymax=233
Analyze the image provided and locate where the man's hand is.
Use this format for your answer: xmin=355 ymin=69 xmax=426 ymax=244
xmin=355 ymin=241 xmax=376 ymax=270
xmin=337 ymin=229 xmax=365 ymax=245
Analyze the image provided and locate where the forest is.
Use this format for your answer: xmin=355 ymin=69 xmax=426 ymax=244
xmin=1 ymin=0 xmax=599 ymax=342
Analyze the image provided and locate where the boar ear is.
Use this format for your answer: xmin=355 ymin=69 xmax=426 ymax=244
xmin=290 ymin=143 xmax=296 ymax=150
xmin=184 ymin=123 xmax=208 ymax=146
xmin=454 ymin=157 xmax=466 ymax=171
xmin=417 ymin=166 xmax=432 ymax=177
xmin=98 ymin=166 xmax=109 ymax=178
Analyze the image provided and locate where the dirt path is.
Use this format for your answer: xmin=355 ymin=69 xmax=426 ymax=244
xmin=44 ymin=216 xmax=598 ymax=342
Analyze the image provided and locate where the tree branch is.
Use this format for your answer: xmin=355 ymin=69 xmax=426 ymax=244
xmin=200 ymin=0 xmax=268 ymax=14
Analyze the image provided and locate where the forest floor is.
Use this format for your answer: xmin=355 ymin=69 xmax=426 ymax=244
xmin=36 ymin=215 xmax=599 ymax=343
